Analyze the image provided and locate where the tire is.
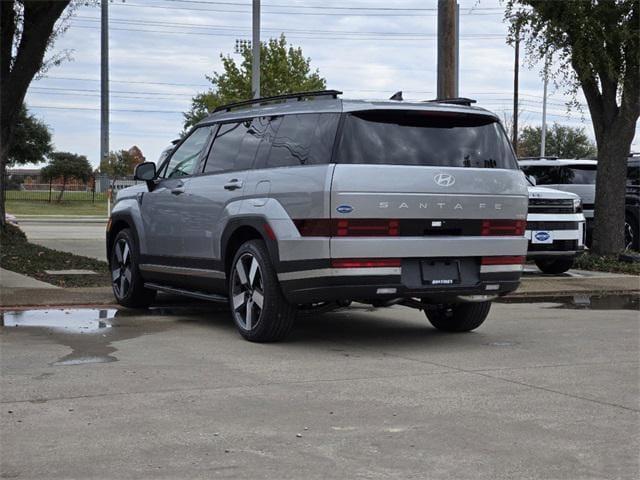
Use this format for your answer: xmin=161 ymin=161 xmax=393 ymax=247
xmin=110 ymin=228 xmax=156 ymax=308
xmin=229 ymin=240 xmax=296 ymax=342
xmin=535 ymin=257 xmax=574 ymax=274
xmin=425 ymin=301 xmax=491 ymax=332
xmin=624 ymin=214 xmax=639 ymax=251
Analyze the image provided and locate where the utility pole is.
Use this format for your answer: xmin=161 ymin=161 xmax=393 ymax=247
xmin=437 ymin=0 xmax=458 ymax=99
xmin=252 ymin=0 xmax=260 ymax=99
xmin=101 ymin=0 xmax=109 ymax=169
xmin=540 ymin=55 xmax=549 ymax=157
xmin=512 ymin=25 xmax=520 ymax=153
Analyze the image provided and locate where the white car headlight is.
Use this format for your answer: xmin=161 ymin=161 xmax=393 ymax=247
xmin=573 ymin=198 xmax=583 ymax=213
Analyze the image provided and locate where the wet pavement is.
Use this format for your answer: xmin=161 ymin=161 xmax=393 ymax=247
xmin=1 ymin=298 xmax=638 ymax=479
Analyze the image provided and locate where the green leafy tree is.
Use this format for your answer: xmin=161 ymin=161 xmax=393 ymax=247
xmin=1 ymin=1 xmax=81 ymax=227
xmin=183 ymin=35 xmax=326 ymax=130
xmin=41 ymin=152 xmax=92 ymax=202
xmin=100 ymin=150 xmax=136 ymax=178
xmin=518 ymin=123 xmax=597 ymax=159
xmin=507 ymin=1 xmax=639 ymax=255
xmin=7 ymin=104 xmax=53 ymax=166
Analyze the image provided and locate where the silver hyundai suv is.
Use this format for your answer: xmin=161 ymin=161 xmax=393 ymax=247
xmin=106 ymin=90 xmax=529 ymax=342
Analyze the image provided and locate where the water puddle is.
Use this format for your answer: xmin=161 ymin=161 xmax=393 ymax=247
xmin=1 ymin=308 xmax=116 ymax=332
xmin=500 ymin=294 xmax=639 ymax=310
xmin=0 ymin=308 xmax=171 ymax=366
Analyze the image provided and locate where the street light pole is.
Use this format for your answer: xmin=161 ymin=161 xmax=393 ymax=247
xmin=252 ymin=0 xmax=260 ymax=99
xmin=540 ymin=55 xmax=549 ymax=157
xmin=512 ymin=26 xmax=520 ymax=153
xmin=100 ymin=0 xmax=109 ymax=168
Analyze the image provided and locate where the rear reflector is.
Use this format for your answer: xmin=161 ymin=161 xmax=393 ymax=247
xmin=294 ymin=219 xmax=399 ymax=237
xmin=331 ymin=258 xmax=401 ymax=268
xmin=481 ymin=220 xmax=526 ymax=236
xmin=335 ymin=219 xmax=399 ymax=236
xmin=481 ymin=256 xmax=525 ymax=265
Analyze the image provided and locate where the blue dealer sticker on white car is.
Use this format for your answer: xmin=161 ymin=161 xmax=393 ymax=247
xmin=533 ymin=231 xmax=553 ymax=244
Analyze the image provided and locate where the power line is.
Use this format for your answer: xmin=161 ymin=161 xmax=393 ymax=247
xmin=74 ymin=15 xmax=474 ymax=36
xmin=112 ymin=1 xmax=503 ymax=16
xmin=30 ymin=86 xmax=194 ymax=97
xmin=36 ymin=76 xmax=210 ymax=87
xmin=71 ymin=23 xmax=505 ymax=41
xmin=161 ymin=0 xmax=505 ymax=13
xmin=159 ymin=0 xmax=503 ymax=12
xmin=29 ymin=105 xmax=184 ymax=114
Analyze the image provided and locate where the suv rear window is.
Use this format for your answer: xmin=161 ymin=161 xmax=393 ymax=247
xmin=265 ymin=113 xmax=339 ymax=168
xmin=522 ymin=165 xmax=597 ymax=185
xmin=335 ymin=110 xmax=517 ymax=169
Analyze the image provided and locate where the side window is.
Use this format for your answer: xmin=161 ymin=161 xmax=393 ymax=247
xmin=163 ymin=127 xmax=213 ymax=178
xmin=204 ymin=117 xmax=268 ymax=173
xmin=265 ymin=113 xmax=340 ymax=168
xmin=521 ymin=166 xmax=560 ymax=185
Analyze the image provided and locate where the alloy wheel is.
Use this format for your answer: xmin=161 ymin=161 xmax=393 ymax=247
xmin=231 ymin=253 xmax=265 ymax=331
xmin=112 ymin=238 xmax=132 ymax=298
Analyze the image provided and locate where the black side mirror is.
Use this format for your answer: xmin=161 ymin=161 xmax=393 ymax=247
xmin=134 ymin=162 xmax=157 ymax=190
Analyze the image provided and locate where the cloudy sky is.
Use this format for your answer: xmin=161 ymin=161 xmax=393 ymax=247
xmin=25 ymin=0 xmax=639 ymax=168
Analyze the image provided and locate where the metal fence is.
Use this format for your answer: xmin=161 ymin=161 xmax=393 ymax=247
xmin=3 ymin=171 xmax=103 ymax=203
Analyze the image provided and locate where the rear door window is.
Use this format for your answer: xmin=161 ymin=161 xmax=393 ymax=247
xmin=265 ymin=113 xmax=340 ymax=168
xmin=522 ymin=165 xmax=597 ymax=185
xmin=204 ymin=117 xmax=269 ymax=174
xmin=335 ymin=110 xmax=517 ymax=169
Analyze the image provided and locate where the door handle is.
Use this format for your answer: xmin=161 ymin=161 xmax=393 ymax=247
xmin=224 ymin=179 xmax=243 ymax=191
xmin=171 ymin=186 xmax=186 ymax=195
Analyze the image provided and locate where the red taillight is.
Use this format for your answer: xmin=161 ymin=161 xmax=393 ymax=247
xmin=293 ymin=219 xmax=332 ymax=236
xmin=294 ymin=219 xmax=399 ymax=237
xmin=331 ymin=258 xmax=401 ymax=268
xmin=335 ymin=219 xmax=399 ymax=236
xmin=481 ymin=220 xmax=526 ymax=236
xmin=481 ymin=256 xmax=525 ymax=265
xmin=263 ymin=223 xmax=276 ymax=240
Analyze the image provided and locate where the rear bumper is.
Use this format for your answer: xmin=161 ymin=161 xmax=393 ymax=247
xmin=527 ymin=248 xmax=585 ymax=259
xmin=278 ymin=259 xmax=521 ymax=304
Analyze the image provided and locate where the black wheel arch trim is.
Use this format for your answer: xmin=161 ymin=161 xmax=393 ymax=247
xmin=107 ymin=213 xmax=141 ymax=263
xmin=220 ymin=215 xmax=281 ymax=273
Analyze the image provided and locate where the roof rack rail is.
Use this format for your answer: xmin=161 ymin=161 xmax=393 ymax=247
xmin=212 ymin=89 xmax=343 ymax=113
xmin=425 ymin=97 xmax=477 ymax=107
xmin=518 ymin=156 xmax=559 ymax=161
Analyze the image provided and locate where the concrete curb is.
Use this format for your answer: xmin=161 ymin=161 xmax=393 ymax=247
xmin=15 ymin=216 xmax=107 ymax=224
xmin=1 ymin=284 xmax=638 ymax=309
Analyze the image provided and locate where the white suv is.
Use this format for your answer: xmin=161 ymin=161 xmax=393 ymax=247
xmin=526 ymin=184 xmax=586 ymax=274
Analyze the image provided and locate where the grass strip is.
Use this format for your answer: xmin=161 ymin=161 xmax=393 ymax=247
xmin=1 ymin=224 xmax=111 ymax=288
xmin=574 ymin=252 xmax=640 ymax=276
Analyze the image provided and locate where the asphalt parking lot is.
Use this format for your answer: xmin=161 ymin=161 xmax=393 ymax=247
xmin=1 ymin=298 xmax=638 ymax=479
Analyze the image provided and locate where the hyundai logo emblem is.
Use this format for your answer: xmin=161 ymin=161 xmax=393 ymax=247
xmin=535 ymin=231 xmax=550 ymax=242
xmin=434 ymin=173 xmax=455 ymax=187
xmin=336 ymin=204 xmax=353 ymax=214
